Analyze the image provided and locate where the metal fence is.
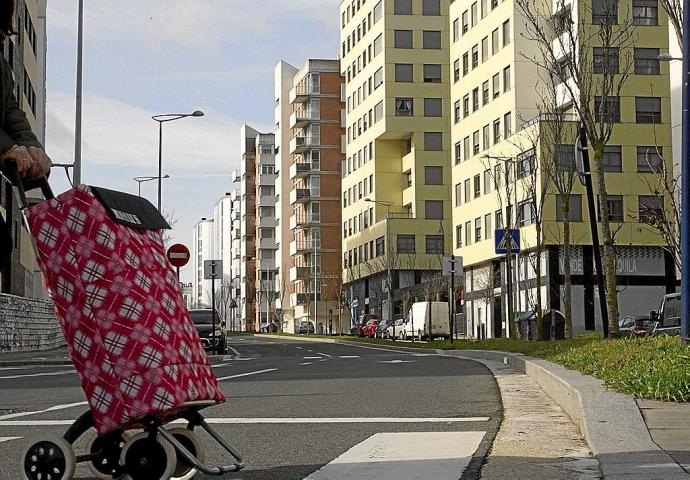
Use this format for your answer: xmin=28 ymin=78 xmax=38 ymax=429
xmin=0 ymin=294 xmax=63 ymax=352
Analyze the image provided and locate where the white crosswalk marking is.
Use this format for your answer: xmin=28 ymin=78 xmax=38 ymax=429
xmin=304 ymin=431 xmax=486 ymax=480
xmin=0 ymin=437 xmax=20 ymax=443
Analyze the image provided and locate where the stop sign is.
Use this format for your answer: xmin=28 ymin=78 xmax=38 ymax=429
xmin=167 ymin=244 xmax=190 ymax=268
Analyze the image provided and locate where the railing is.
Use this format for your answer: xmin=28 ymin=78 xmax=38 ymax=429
xmin=521 ymin=111 xmax=579 ymax=128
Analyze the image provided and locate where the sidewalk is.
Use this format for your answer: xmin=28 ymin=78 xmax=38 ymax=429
xmin=0 ymin=345 xmax=71 ymax=366
xmin=638 ymin=400 xmax=690 ymax=474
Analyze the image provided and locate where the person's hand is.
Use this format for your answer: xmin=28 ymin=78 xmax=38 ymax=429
xmin=1 ymin=145 xmax=51 ymax=179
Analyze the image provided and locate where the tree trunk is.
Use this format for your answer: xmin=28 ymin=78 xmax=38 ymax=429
xmin=561 ymin=195 xmax=573 ymax=338
xmin=535 ymin=223 xmax=544 ymax=340
xmin=592 ymin=142 xmax=620 ymax=336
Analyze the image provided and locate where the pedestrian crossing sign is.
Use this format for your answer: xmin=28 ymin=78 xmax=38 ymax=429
xmin=495 ymin=229 xmax=520 ymax=254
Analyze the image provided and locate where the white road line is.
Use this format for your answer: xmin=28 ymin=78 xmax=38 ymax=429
xmin=340 ymin=343 xmax=431 ymax=356
xmin=0 ymin=370 xmax=76 ymax=380
xmin=211 ymin=363 xmax=230 ymax=369
xmin=0 ymin=401 xmax=88 ymax=421
xmin=339 ymin=355 xmax=360 ymax=359
xmin=216 ymin=368 xmax=277 ymax=381
xmin=304 ymin=431 xmax=486 ymax=480
xmin=0 ymin=437 xmax=21 ymax=443
xmin=299 ymin=362 xmax=312 ymax=365
xmin=295 ymin=347 xmax=303 ymax=350
xmin=303 ymin=356 xmax=322 ymax=360
xmin=0 ymin=417 xmax=490 ymax=427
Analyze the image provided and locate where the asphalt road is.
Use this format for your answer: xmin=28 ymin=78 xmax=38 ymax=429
xmin=0 ymin=336 xmax=502 ymax=479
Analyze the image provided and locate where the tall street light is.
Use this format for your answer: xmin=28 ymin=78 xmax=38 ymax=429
xmin=365 ymin=198 xmax=394 ymax=340
xmin=658 ymin=49 xmax=689 ymax=346
xmin=152 ymin=111 xmax=205 ymax=211
xmin=134 ymin=174 xmax=169 ymax=197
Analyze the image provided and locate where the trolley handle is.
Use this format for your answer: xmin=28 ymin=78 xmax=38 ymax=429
xmin=2 ymin=161 xmax=55 ymax=210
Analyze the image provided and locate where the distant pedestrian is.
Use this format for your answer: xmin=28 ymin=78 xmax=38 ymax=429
xmin=0 ymin=0 xmax=52 ymax=267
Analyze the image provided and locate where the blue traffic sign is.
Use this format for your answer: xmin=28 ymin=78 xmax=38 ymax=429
xmin=495 ymin=229 xmax=520 ymax=254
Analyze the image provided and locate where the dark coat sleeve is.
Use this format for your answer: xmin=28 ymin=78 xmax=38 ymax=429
xmin=0 ymin=57 xmax=42 ymax=155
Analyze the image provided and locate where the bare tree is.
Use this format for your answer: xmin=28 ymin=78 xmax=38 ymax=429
xmin=161 ymin=210 xmax=178 ymax=250
xmin=517 ymin=0 xmax=639 ymax=335
xmin=660 ymin=0 xmax=683 ymax=50
xmin=472 ymin=266 xmax=496 ymax=339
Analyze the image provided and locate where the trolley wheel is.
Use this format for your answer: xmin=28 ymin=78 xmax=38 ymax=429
xmin=168 ymin=428 xmax=204 ymax=480
xmin=87 ymin=430 xmax=130 ymax=479
xmin=120 ymin=432 xmax=177 ymax=480
xmin=21 ymin=434 xmax=76 ymax=480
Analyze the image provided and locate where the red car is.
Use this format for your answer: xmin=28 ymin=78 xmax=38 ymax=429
xmin=360 ymin=318 xmax=381 ymax=338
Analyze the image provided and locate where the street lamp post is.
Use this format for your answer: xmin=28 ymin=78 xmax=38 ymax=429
xmin=365 ymin=198 xmax=394 ymax=341
xmin=658 ymin=47 xmax=689 ymax=346
xmin=134 ymin=175 xmax=169 ymax=197
xmin=151 ymin=111 xmax=205 ymax=211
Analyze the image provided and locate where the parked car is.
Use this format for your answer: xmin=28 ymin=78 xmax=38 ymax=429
xmin=650 ymin=293 xmax=681 ymax=336
xmin=188 ymin=309 xmax=226 ymax=354
xmin=360 ymin=318 xmax=381 ymax=338
xmin=385 ymin=318 xmax=406 ymax=339
xmin=619 ymin=316 xmax=656 ymax=337
xmin=296 ymin=321 xmax=315 ymax=334
xmin=376 ymin=319 xmax=392 ymax=338
xmin=351 ymin=314 xmax=378 ymax=336
xmin=259 ymin=322 xmax=280 ymax=333
xmin=400 ymin=302 xmax=450 ymax=340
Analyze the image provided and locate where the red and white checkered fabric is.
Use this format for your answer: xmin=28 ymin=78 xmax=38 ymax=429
xmin=26 ymin=185 xmax=224 ymax=435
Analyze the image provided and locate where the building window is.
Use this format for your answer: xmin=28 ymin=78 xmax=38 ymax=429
xmin=425 ymin=200 xmax=444 ymax=219
xmin=503 ymin=112 xmax=512 ymax=138
xmin=395 ymin=97 xmax=414 ymax=116
xmin=636 ymin=97 xmax=662 ymax=123
xmin=639 ymin=195 xmax=664 ymax=222
xmin=601 ymin=146 xmax=623 ymax=172
xmin=456 ymin=225 xmax=463 ymax=248
xmin=483 ymin=124 xmax=490 ymax=150
xmin=493 ymin=119 xmax=501 ymax=144
xmin=482 ymin=81 xmax=490 ymax=105
xmin=463 ymin=137 xmax=470 ymax=161
xmin=473 ymin=174 xmax=481 ymax=198
xmin=455 ymin=142 xmax=462 ymax=164
xmin=484 ymin=169 xmax=492 ymax=194
xmin=395 ymin=30 xmax=413 ymax=48
xmin=394 ymin=0 xmax=413 ymax=15
xmin=376 ymin=236 xmax=385 ymax=256
xmin=475 ymin=218 xmax=482 ymax=242
xmin=601 ymin=195 xmax=624 ymax=222
xmin=374 ymin=67 xmax=384 ymax=88
xmin=425 ymin=132 xmax=443 ymax=151
xmin=454 ymin=59 xmax=460 ymax=82
xmin=472 ymin=88 xmax=479 ymax=111
xmin=594 ymin=96 xmax=621 ymax=123
xmin=395 ymin=63 xmax=414 ymax=82
xmin=374 ymin=34 xmax=383 ymax=56
xmin=592 ymin=0 xmax=618 ymax=24
xmin=425 ymin=166 xmax=443 ymax=185
xmin=633 ymin=0 xmax=658 ymax=25
xmin=481 ymin=37 xmax=489 ymax=62
xmin=424 ymin=64 xmax=442 ymax=83
xmin=637 ymin=146 xmax=664 ymax=172
xmin=519 ymin=200 xmax=535 ymax=226
xmin=485 ymin=214 xmax=493 ymax=239
xmin=473 ymin=130 xmax=480 ymax=155
xmin=455 ymin=182 xmax=462 ymax=207
xmin=465 ymin=221 xmax=472 ymax=245
xmin=454 ymin=100 xmax=461 ymax=123
xmin=374 ymin=101 xmax=384 ymax=122
xmin=492 ymin=28 xmax=499 ymax=54
xmin=492 ymin=74 xmax=500 ymax=99
xmin=462 ymin=11 xmax=469 ymax=34
xmin=464 ymin=178 xmax=471 ymax=203
xmin=556 ymin=144 xmax=576 ymax=171
xmin=472 ymin=45 xmax=479 ymax=68
xmin=463 ymin=95 xmax=470 ymax=117
xmin=502 ymin=20 xmax=511 ymax=46
xmin=423 ymin=30 xmax=442 ymax=49
xmin=556 ymin=195 xmax=583 ymax=222
xmin=496 ymin=209 xmax=504 ymax=229
xmin=503 ymin=65 xmax=511 ymax=92
xmin=424 ymin=98 xmax=442 ymax=117
xmin=426 ymin=235 xmax=444 ymax=254
xmin=634 ymin=48 xmax=660 ymax=74
xmin=471 ymin=2 xmax=478 ymax=26
xmin=462 ymin=53 xmax=469 ymax=76
xmin=423 ymin=0 xmax=441 ymax=16
xmin=374 ymin=1 xmax=383 ymax=22
xmin=453 ymin=19 xmax=460 ymax=42
xmin=517 ymin=149 xmax=536 ymax=178
xmin=397 ymin=234 xmax=416 ymax=253
xmin=593 ymin=47 xmax=619 ymax=74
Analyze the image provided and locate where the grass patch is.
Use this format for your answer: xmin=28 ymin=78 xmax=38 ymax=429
xmin=261 ymin=333 xmax=690 ymax=402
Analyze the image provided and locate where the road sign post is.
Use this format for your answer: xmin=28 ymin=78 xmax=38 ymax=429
xmin=167 ymin=244 xmax=190 ymax=279
xmin=204 ymin=260 xmax=223 ymax=353
xmin=443 ymin=256 xmax=464 ymax=345
xmin=496 ymin=230 xmax=520 ymax=338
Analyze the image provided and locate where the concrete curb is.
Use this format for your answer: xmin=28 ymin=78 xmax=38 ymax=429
xmin=442 ymin=350 xmax=689 ymax=479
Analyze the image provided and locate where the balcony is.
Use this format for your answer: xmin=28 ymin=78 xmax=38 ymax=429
xmin=289 ymin=161 xmax=315 ymax=179
xmin=289 ymin=266 xmax=313 ymax=282
xmin=232 ymin=169 xmax=241 ymax=183
xmin=290 ymin=213 xmax=320 ymax=230
xmin=289 ymin=108 xmax=320 ymax=129
xmin=258 ymin=216 xmax=278 ymax=228
xmin=289 ymin=188 xmax=312 ymax=205
xmin=291 ymin=292 xmax=321 ymax=307
xmin=258 ymin=237 xmax=277 ymax=250
xmin=289 ymin=240 xmax=319 ymax=256
xmin=289 ymin=135 xmax=320 ymax=154
xmin=289 ymin=83 xmax=320 ymax=104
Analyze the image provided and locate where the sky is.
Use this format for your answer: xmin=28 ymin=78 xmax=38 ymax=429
xmin=44 ymin=1 xmax=340 ymax=282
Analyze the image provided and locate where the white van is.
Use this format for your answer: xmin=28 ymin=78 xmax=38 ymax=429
xmin=399 ymin=302 xmax=450 ymax=340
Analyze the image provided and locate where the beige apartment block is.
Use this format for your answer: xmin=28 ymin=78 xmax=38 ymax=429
xmin=340 ymin=0 xmax=453 ymax=325
xmin=275 ymin=59 xmax=345 ymax=334
xmin=450 ymin=0 xmax=675 ymax=338
xmin=0 ymin=0 xmax=47 ymax=298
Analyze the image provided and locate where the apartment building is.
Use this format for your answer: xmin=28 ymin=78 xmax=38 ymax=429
xmin=275 ymin=59 xmax=346 ymax=334
xmin=191 ymin=217 xmax=214 ymax=307
xmin=0 ymin=0 xmax=47 ymax=298
xmin=340 ymin=0 xmax=453 ymax=325
xmin=254 ymin=132 xmax=279 ymax=331
xmin=450 ymin=0 xmax=676 ymax=338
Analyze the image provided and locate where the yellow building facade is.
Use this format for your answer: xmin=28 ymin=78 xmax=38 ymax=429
xmin=450 ymin=0 xmax=675 ymax=338
xmin=340 ymin=0 xmax=453 ymax=323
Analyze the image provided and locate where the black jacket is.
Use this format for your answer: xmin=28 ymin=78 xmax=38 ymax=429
xmin=0 ymin=56 xmax=43 ymax=266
